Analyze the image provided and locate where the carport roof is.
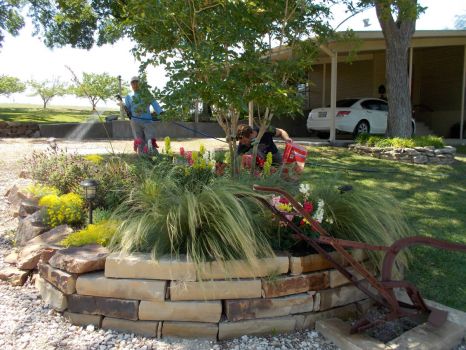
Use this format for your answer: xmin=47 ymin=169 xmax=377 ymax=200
xmin=270 ymin=30 xmax=466 ymax=60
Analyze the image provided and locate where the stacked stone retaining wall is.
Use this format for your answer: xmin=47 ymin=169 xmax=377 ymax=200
xmin=0 ymin=121 xmax=40 ymax=137
xmin=35 ymin=249 xmax=372 ymax=340
xmin=349 ymin=144 xmax=456 ymax=164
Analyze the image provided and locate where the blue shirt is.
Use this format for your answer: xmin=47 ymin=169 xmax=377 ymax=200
xmin=125 ymin=91 xmax=163 ymax=122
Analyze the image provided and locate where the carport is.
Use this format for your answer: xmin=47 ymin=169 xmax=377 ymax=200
xmin=268 ymin=30 xmax=466 ymax=141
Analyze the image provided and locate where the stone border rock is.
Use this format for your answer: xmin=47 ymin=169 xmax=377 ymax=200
xmin=349 ymin=144 xmax=456 ymax=164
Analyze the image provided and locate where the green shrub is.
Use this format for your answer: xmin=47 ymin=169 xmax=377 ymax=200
xmin=412 ymin=135 xmax=444 ymax=148
xmin=26 ymin=147 xmax=93 ymax=194
xmin=92 ymin=207 xmax=112 ymax=224
xmin=109 ymin=178 xmax=274 ymax=269
xmin=93 ymin=156 xmax=138 ymax=210
xmin=24 ymin=183 xmax=60 ymax=199
xmin=60 ymin=220 xmax=117 ymax=247
xmin=356 ymin=134 xmax=445 ymax=149
xmin=39 ymin=192 xmax=85 ymax=227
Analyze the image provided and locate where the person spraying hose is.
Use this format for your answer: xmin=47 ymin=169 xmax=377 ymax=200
xmin=122 ymin=76 xmax=163 ymax=155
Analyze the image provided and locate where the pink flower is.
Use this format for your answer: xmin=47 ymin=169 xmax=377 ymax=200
xmin=279 ymin=197 xmax=289 ymax=204
xmin=180 ymin=147 xmax=185 ymax=157
xmin=151 ymin=138 xmax=159 ymax=148
xmin=143 ymin=145 xmax=148 ymax=154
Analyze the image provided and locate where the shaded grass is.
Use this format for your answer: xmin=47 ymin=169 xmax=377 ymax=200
xmin=301 ymin=146 xmax=466 ymax=311
xmin=0 ymin=105 xmax=118 ymax=124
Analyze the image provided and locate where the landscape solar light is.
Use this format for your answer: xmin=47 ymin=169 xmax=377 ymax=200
xmin=80 ymin=179 xmax=98 ymax=224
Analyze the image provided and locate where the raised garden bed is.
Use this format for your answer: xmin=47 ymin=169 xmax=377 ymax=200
xmin=349 ymin=144 xmax=456 ymax=164
xmin=35 ymin=247 xmax=371 ymax=340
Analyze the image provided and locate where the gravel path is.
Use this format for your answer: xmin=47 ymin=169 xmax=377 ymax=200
xmin=0 ymin=138 xmax=339 ymax=350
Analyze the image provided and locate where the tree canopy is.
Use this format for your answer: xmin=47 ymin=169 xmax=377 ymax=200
xmin=67 ymin=68 xmax=125 ymax=110
xmin=28 ymin=78 xmax=67 ymax=108
xmin=0 ymin=75 xmax=25 ymax=96
xmin=0 ymin=0 xmax=24 ymax=47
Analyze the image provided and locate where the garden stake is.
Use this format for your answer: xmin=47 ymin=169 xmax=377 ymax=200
xmin=250 ymin=185 xmax=466 ymax=334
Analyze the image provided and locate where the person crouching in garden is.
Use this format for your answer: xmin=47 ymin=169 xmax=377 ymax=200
xmin=124 ymin=76 xmax=163 ymax=154
xmin=236 ymin=124 xmax=292 ymax=164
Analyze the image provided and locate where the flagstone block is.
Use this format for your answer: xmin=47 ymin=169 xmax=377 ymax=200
xmin=225 ymin=293 xmax=314 ymax=321
xmin=105 ymin=253 xmax=196 ymax=281
xmin=262 ymin=271 xmax=329 ymax=298
xmin=38 ymin=262 xmax=77 ymax=295
xmin=35 ymin=276 xmax=68 ymax=311
xmin=162 ymin=321 xmax=218 ymax=340
xmin=102 ymin=317 xmax=158 ymax=338
xmin=139 ymin=300 xmax=221 ymax=323
xmin=0 ymin=266 xmax=30 ymax=286
xmin=290 ymin=249 xmax=366 ymax=275
xmin=169 ymin=280 xmax=261 ymax=301
xmin=63 ymin=312 xmax=102 ymax=327
xmin=197 ymin=256 xmax=289 ymax=280
xmin=76 ymin=272 xmax=166 ymax=301
xmin=328 ymin=262 xmax=374 ymax=288
xmin=218 ymin=316 xmax=296 ymax=340
xmin=49 ymin=244 xmax=109 ymax=274
xmin=67 ymin=294 xmax=139 ymax=320
xmin=318 ymin=284 xmax=368 ymax=311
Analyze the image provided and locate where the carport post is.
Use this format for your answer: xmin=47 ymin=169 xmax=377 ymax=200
xmin=460 ymin=45 xmax=466 ymax=141
xmin=320 ymin=45 xmax=337 ymax=143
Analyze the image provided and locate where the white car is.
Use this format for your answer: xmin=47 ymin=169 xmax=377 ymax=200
xmin=307 ymin=98 xmax=415 ymax=138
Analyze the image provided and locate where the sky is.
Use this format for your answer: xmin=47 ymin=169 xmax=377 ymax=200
xmin=0 ymin=0 xmax=464 ymax=109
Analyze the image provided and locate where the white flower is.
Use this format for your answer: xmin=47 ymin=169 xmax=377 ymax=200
xmin=203 ymin=151 xmax=210 ymax=162
xmin=299 ymin=183 xmax=311 ymax=199
xmin=312 ymin=199 xmax=325 ymax=223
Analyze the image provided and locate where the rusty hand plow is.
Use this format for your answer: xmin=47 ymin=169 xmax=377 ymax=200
xmin=251 ymin=185 xmax=466 ymax=333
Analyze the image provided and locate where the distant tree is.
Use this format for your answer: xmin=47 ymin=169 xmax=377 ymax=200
xmin=454 ymin=14 xmax=466 ymax=30
xmin=0 ymin=75 xmax=25 ymax=96
xmin=0 ymin=0 xmax=24 ymax=47
xmin=66 ymin=67 xmax=125 ymax=111
xmin=28 ymin=79 xmax=67 ymax=109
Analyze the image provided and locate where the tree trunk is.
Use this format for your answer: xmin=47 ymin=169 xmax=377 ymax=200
xmin=375 ymin=1 xmax=416 ymax=138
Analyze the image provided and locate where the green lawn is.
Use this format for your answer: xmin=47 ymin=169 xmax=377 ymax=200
xmin=0 ymin=104 xmax=119 ymax=124
xmin=300 ymin=147 xmax=466 ymax=311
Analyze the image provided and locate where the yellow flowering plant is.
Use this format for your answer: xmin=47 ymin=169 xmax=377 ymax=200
xmin=84 ymin=154 xmax=104 ymax=165
xmin=24 ymin=183 xmax=60 ymax=199
xmin=39 ymin=192 xmax=85 ymax=227
xmin=60 ymin=220 xmax=118 ymax=247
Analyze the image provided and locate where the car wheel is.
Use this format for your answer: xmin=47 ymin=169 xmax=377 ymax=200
xmin=353 ymin=120 xmax=370 ymax=138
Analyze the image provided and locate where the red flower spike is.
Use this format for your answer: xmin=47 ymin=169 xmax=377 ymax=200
xmin=303 ymin=201 xmax=313 ymax=213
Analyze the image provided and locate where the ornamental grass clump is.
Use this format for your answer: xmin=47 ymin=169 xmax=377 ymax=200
xmin=109 ymin=178 xmax=274 ymax=269
xmin=39 ymin=193 xmax=85 ymax=227
xmin=311 ymin=183 xmax=411 ymax=272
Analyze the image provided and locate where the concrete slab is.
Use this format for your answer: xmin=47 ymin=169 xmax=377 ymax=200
xmin=316 ymin=317 xmax=465 ymax=350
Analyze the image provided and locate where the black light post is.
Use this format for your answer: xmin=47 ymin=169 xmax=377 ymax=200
xmin=80 ymin=179 xmax=98 ymax=224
